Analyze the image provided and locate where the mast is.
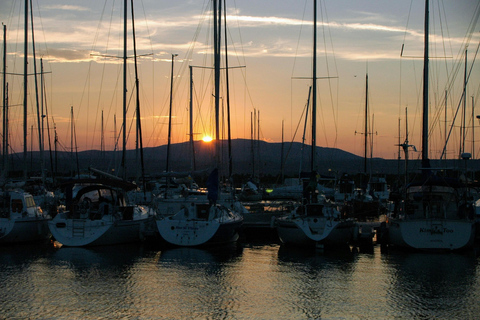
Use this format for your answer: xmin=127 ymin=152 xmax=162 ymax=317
xmin=444 ymin=90 xmax=447 ymax=160
xmin=114 ymin=114 xmax=117 ymax=171
xmin=121 ymin=0 xmax=127 ymax=180
xmin=3 ymin=84 xmax=8 ymax=176
xmin=472 ymin=95 xmax=475 ymax=159
xmin=101 ymin=110 xmax=104 ymax=155
xmin=300 ymin=86 xmax=312 ymax=177
xmin=257 ymin=110 xmax=260 ymax=177
xmin=224 ymin=0 xmax=232 ymax=178
xmin=189 ymin=65 xmax=196 ymax=171
xmin=130 ymin=0 xmax=145 ymax=195
xmin=70 ymin=106 xmax=74 ymax=175
xmin=23 ymin=0 xmax=28 ymax=180
xmin=281 ymin=120 xmax=284 ymax=183
xmin=54 ymin=123 xmax=57 ymax=176
xmin=40 ymin=59 xmax=45 ymax=178
xmin=311 ymin=0 xmax=317 ymax=172
xmin=421 ymin=0 xmax=429 ymax=170
xmin=250 ymin=111 xmax=254 ymax=178
xmin=213 ymin=0 xmax=221 ymax=169
xmin=364 ymin=73 xmax=368 ymax=174
xmin=30 ymin=5 xmax=44 ymax=183
xmin=166 ymin=53 xmax=177 ymax=174
xmin=461 ymin=50 xmax=467 ymax=157
xmin=2 ymin=24 xmax=7 ymax=173
xmin=404 ymin=108 xmax=409 ymax=188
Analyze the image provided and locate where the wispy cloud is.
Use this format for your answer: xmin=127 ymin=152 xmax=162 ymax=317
xmin=43 ymin=5 xmax=90 ymax=12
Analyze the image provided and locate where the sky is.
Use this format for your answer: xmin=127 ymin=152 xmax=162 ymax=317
xmin=1 ymin=0 xmax=479 ymax=162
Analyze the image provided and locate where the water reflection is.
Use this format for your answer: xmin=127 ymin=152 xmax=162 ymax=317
xmin=1 ymin=242 xmax=480 ymax=319
xmin=155 ymin=245 xmax=243 ymax=319
xmin=276 ymin=245 xmax=360 ymax=318
xmin=385 ymin=251 xmax=480 ymax=318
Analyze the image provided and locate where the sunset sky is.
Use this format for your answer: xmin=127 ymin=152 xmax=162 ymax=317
xmin=1 ymin=0 xmax=479 ymax=161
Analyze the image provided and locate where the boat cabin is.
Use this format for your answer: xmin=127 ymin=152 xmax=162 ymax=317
xmin=0 ymin=190 xmax=38 ymax=219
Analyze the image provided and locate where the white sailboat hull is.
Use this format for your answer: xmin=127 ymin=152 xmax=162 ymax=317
xmin=388 ymin=219 xmax=475 ymax=251
xmin=156 ymin=203 xmax=243 ymax=247
xmin=0 ymin=217 xmax=50 ymax=244
xmin=276 ymin=216 xmax=355 ymax=247
xmin=156 ymin=218 xmax=242 ymax=247
xmin=49 ymin=213 xmax=152 ymax=247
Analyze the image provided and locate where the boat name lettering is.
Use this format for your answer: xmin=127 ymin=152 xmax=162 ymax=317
xmin=419 ymin=227 xmax=453 ymax=234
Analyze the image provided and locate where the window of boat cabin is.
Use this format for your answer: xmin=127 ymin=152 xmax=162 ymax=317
xmin=25 ymin=196 xmax=36 ymax=208
xmin=11 ymin=199 xmax=23 ymax=212
xmin=98 ymin=189 xmax=114 ymax=204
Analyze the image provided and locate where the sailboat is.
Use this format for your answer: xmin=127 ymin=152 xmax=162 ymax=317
xmin=0 ymin=3 xmax=51 ymax=244
xmin=155 ymin=0 xmax=243 ymax=247
xmin=48 ymin=1 xmax=153 ymax=247
xmin=346 ymin=73 xmax=389 ymax=221
xmin=48 ymin=176 xmax=151 ymax=247
xmin=387 ymin=0 xmax=476 ymax=251
xmin=275 ymin=0 xmax=356 ymax=250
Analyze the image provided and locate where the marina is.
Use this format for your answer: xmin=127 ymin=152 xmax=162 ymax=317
xmin=1 ymin=0 xmax=480 ymax=318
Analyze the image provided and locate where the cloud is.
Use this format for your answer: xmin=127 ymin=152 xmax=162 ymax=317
xmin=43 ymin=5 xmax=90 ymax=12
xmin=39 ymin=48 xmax=94 ymax=63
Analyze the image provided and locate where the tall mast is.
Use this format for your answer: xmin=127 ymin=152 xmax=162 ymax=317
xmin=461 ymin=50 xmax=467 ymax=157
xmin=2 ymin=24 xmax=7 ymax=173
xmin=70 ymin=106 xmax=73 ymax=174
xmin=224 ymin=0 xmax=232 ymax=178
xmin=23 ymin=0 xmax=28 ymax=180
xmin=472 ymin=95 xmax=475 ymax=159
xmin=311 ymin=0 xmax=317 ymax=172
xmin=121 ymin=0 xmax=127 ymax=180
xmin=130 ymin=0 xmax=146 ymax=195
xmin=189 ymin=65 xmax=196 ymax=171
xmin=166 ymin=53 xmax=177 ymax=173
xmin=213 ymin=0 xmax=221 ymax=168
xmin=101 ymin=110 xmax=104 ymax=155
xmin=405 ymin=108 xmax=409 ymax=187
xmin=250 ymin=112 xmax=255 ymax=178
xmin=281 ymin=120 xmax=284 ymax=183
xmin=421 ymin=0 xmax=429 ymax=169
xmin=444 ymin=90 xmax=447 ymax=160
xmin=31 ymin=5 xmax=44 ymax=183
xmin=364 ymin=73 xmax=368 ymax=174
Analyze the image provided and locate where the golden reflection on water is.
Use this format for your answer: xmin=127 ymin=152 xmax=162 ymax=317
xmin=0 ymin=243 xmax=479 ymax=319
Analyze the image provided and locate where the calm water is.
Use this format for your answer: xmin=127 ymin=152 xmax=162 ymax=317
xmin=1 ymin=240 xmax=480 ymax=319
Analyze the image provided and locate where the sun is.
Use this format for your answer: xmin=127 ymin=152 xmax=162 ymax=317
xmin=202 ymin=135 xmax=213 ymax=143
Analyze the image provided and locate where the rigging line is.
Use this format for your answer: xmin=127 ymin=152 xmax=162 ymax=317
xmin=231 ymin=0 xmax=247 ymax=69
xmin=318 ymin=1 xmax=330 ymax=148
xmin=320 ymin=0 xmax=339 ymax=148
xmin=139 ymin=0 xmax=156 ymax=148
xmin=283 ymin=90 xmax=311 ymax=170
xmin=148 ymin=2 xmax=208 ymax=148
xmin=400 ymin=0 xmax=415 ymax=59
xmin=32 ymin=0 xmax=49 ymax=57
xmin=84 ymin=0 xmax=112 ymax=150
xmin=289 ymin=0 xmax=309 ymax=141
xmin=291 ymin=0 xmax=309 ymax=80
xmin=440 ymin=42 xmax=479 ymax=158
xmin=225 ymin=1 xmax=256 ymax=130
xmin=441 ymin=2 xmax=480 ymax=97
xmin=439 ymin=0 xmax=453 ymax=83
xmin=430 ymin=38 xmax=480 ymax=139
